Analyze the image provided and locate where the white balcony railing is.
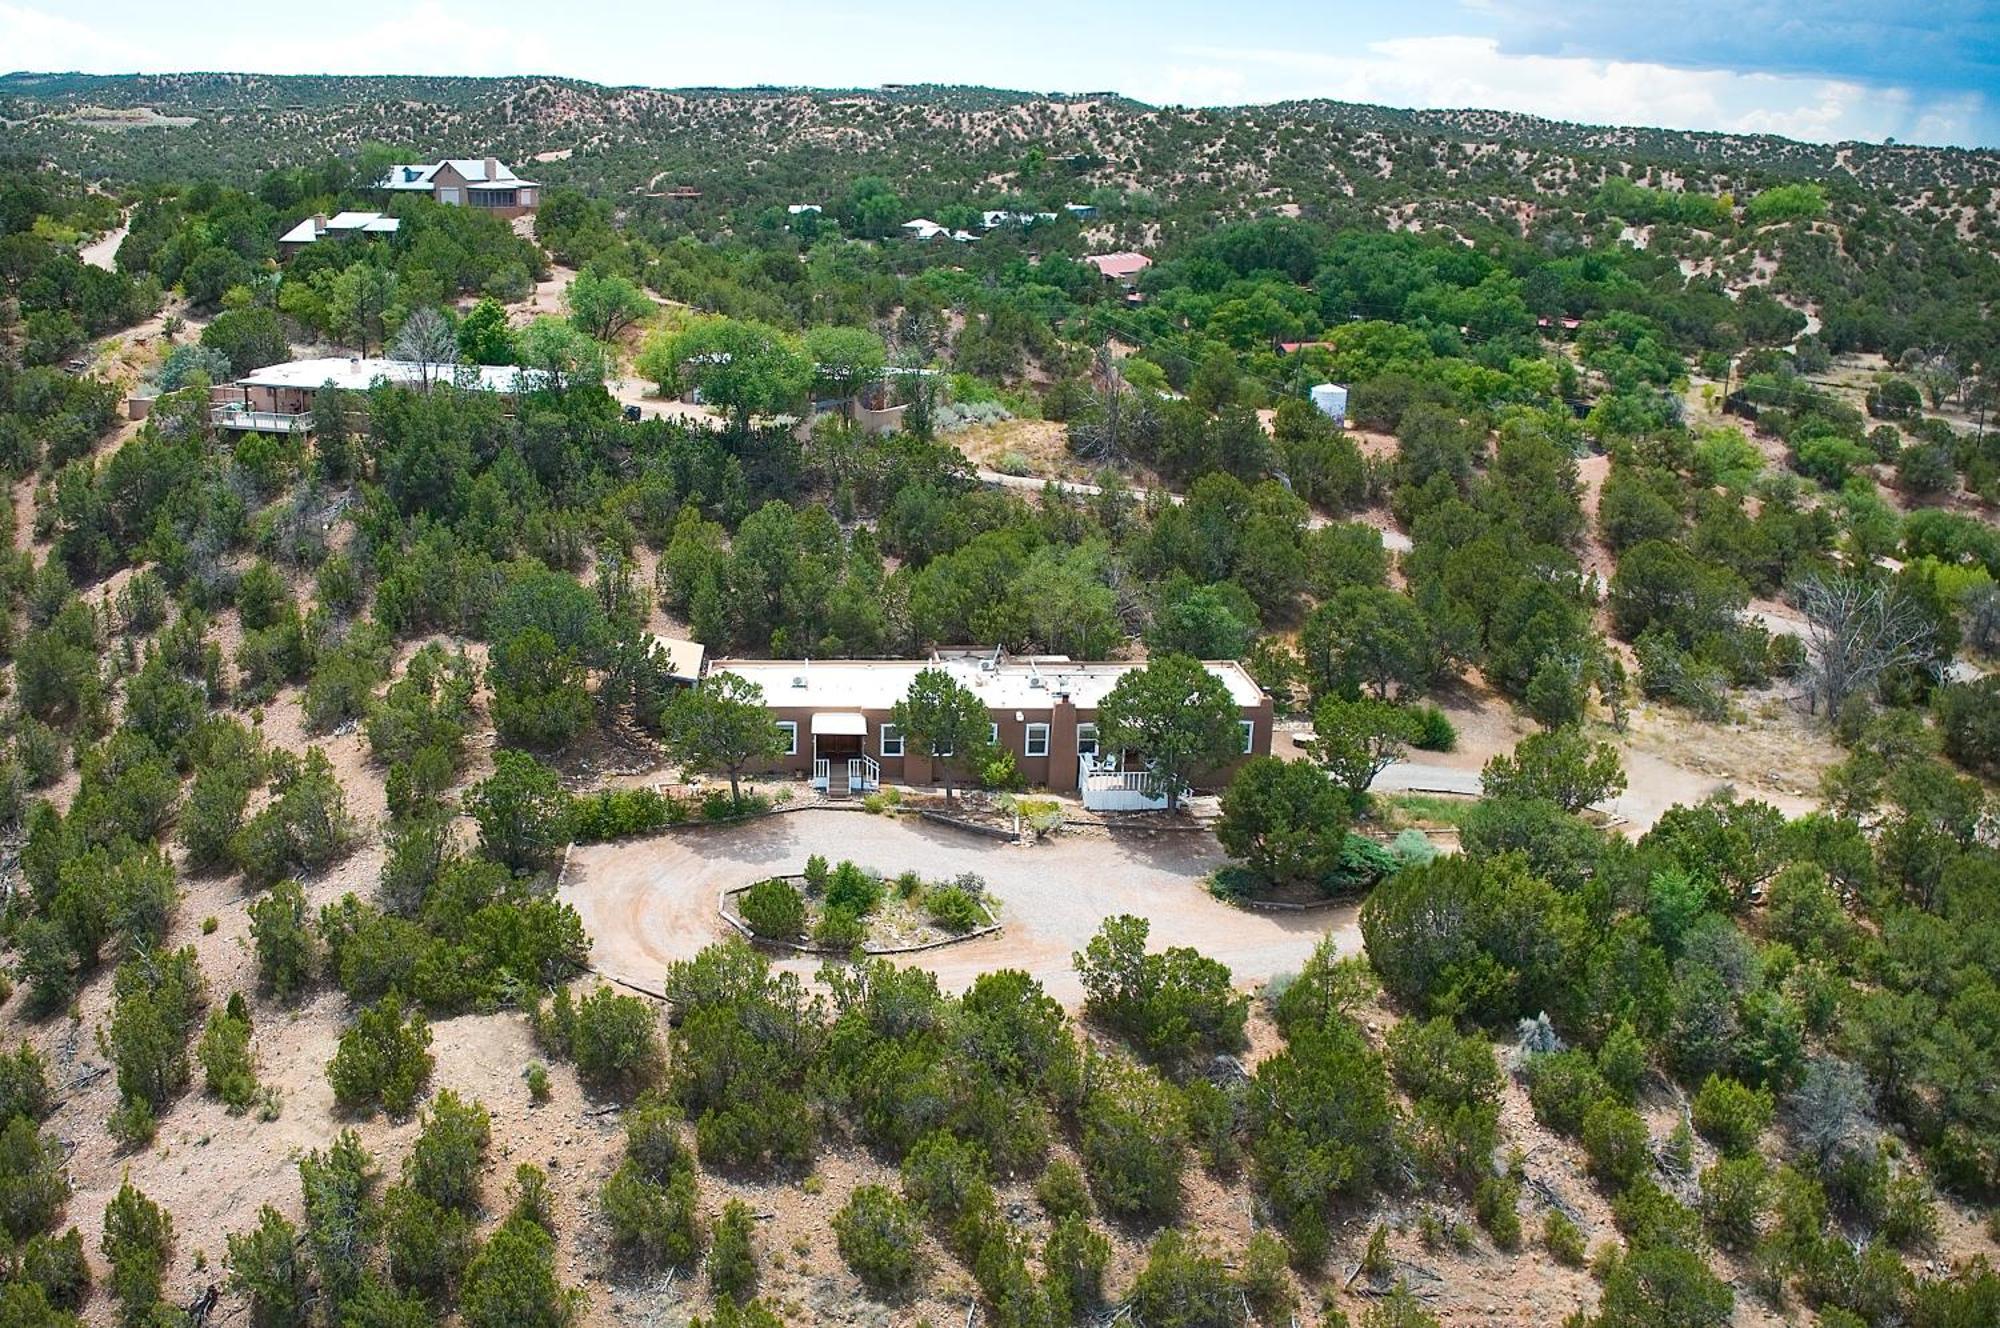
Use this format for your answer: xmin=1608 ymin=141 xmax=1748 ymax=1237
xmin=212 ymin=406 xmax=310 ymax=433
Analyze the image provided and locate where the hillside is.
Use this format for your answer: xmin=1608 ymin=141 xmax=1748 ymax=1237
xmin=5 ymin=73 xmax=1999 ymax=203
xmin=1 ymin=67 xmax=1999 ymax=1328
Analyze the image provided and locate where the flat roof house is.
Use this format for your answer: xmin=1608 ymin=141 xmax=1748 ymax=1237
xmin=278 ymin=211 xmax=400 ymax=256
xmin=378 ymin=157 xmax=540 ymax=218
xmin=211 ymin=356 xmax=549 ymax=432
xmin=713 ymin=650 xmax=1272 ymax=810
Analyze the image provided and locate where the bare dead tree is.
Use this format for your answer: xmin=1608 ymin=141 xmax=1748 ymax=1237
xmin=1795 ymin=572 xmax=1936 ymax=718
xmin=1066 ymin=344 xmax=1127 ymax=463
xmin=389 ymin=306 xmax=460 ymax=389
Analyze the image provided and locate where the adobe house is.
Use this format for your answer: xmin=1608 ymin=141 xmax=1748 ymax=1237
xmin=713 ymin=650 xmax=1273 ymax=810
xmin=377 ymin=157 xmax=540 ymax=218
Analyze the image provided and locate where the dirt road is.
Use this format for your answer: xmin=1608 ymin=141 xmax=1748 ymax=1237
xmin=560 ymin=810 xmax=1355 ymax=1005
xmin=78 ymin=218 xmax=128 ymax=271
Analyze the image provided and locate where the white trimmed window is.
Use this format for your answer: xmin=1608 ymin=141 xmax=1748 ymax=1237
xmin=1025 ymin=723 xmax=1051 ymax=758
xmin=989 ymin=722 xmax=1000 ymax=746
xmin=879 ymin=723 xmax=904 ymax=758
xmin=776 ymin=721 xmax=797 ymax=756
xmin=1239 ymin=719 xmax=1255 ymax=754
xmin=1076 ymin=723 xmax=1099 ymax=756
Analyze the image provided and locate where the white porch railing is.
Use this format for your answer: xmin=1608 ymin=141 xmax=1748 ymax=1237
xmin=813 ymin=755 xmax=880 ymax=796
xmin=1078 ymin=753 xmax=1167 ymax=812
xmin=212 ymin=407 xmax=311 ymax=433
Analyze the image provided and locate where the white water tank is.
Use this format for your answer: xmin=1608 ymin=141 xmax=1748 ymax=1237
xmin=1310 ymin=383 xmax=1348 ymax=424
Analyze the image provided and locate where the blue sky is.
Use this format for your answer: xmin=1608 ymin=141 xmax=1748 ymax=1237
xmin=4 ymin=0 xmax=1994 ymax=146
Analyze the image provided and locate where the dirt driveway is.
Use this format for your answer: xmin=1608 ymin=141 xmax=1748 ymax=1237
xmin=560 ymin=809 xmax=1355 ymax=1005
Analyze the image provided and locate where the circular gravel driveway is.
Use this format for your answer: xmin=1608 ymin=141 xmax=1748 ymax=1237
xmin=559 ymin=809 xmax=1359 ymax=1005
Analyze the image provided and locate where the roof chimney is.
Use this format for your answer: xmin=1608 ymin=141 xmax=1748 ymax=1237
xmin=312 ymin=213 xmax=329 ymax=234
xmin=483 ymin=156 xmax=499 ymax=181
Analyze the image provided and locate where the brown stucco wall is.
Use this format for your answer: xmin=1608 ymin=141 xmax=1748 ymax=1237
xmin=752 ymin=689 xmax=1274 ymax=795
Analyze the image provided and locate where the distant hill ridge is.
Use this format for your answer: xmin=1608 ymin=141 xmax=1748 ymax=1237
xmin=3 ymin=71 xmax=1994 ymax=198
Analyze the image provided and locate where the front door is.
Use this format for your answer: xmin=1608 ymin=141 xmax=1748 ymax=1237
xmin=814 ymin=734 xmax=862 ymax=794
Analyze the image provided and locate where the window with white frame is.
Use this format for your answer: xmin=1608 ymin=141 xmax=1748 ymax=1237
xmin=989 ymin=722 xmax=1000 ymax=747
xmin=879 ymin=723 xmax=904 ymax=758
xmin=776 ymin=721 xmax=797 ymax=756
xmin=1076 ymin=723 xmax=1099 ymax=755
xmin=1239 ymin=719 xmax=1255 ymax=754
xmin=1025 ymin=723 xmax=1051 ymax=758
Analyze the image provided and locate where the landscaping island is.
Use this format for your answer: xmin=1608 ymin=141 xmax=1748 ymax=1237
xmin=723 ymin=856 xmax=1001 ymax=953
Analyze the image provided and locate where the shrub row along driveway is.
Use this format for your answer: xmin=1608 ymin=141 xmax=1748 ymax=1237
xmin=560 ymin=809 xmax=1356 ymax=1005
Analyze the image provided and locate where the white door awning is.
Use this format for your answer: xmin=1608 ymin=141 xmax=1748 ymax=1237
xmin=811 ymin=711 xmax=868 ymax=737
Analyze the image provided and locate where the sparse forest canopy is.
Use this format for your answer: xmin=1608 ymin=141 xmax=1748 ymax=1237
xmin=0 ymin=68 xmax=1998 ymax=1328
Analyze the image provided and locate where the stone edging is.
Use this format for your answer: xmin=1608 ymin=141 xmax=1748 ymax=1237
xmin=1220 ymin=892 xmax=1360 ymax=914
xmin=717 ymin=874 xmax=1003 ymax=956
xmin=916 ymin=808 xmax=1020 ymax=842
xmin=1062 ymin=816 xmax=1214 ymax=834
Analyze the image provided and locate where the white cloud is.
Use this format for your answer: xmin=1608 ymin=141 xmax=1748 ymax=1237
xmin=0 ymin=2 xmax=152 ymax=71
xmin=0 ymin=0 xmax=561 ymax=80
xmin=1135 ymin=34 xmax=1981 ymax=145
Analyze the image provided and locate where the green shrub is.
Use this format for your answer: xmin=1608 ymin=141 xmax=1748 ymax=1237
xmin=738 ymin=878 xmax=806 ymax=941
xmin=1475 ymin=1174 xmax=1522 ymax=1250
xmin=0 ymin=1116 xmax=70 ymax=1242
xmin=832 ymin=1185 xmax=922 ymax=1296
xmin=568 ymin=787 xmax=686 ymax=841
xmin=601 ymin=1161 xmax=703 ymax=1269
xmin=459 ymin=1212 xmax=579 ymax=1328
xmin=22 ymin=1227 xmax=91 ymax=1311
xmin=1525 ymin=1050 xmax=1613 ymax=1135
xmin=1698 ymin=1154 xmax=1768 ymax=1251
xmin=1035 ymin=1159 xmax=1093 ymax=1221
xmin=901 ymin=1131 xmax=995 ymax=1247
xmin=1079 ymin=1055 xmax=1186 ymax=1222
xmin=526 ymin=1064 xmax=551 ymax=1104
xmin=382 ymin=1185 xmax=474 ymax=1303
xmin=249 ymin=880 xmax=315 ymax=1001
xmin=101 ymin=1180 xmax=173 ymax=1327
xmin=404 ymin=1090 xmax=490 ymax=1213
xmin=624 ymin=1094 xmax=691 ymax=1182
xmin=1042 ymin=1213 xmax=1109 ymax=1318
xmin=1407 ymin=703 xmax=1458 ymax=752
xmin=568 ymin=986 xmax=661 ymax=1096
xmin=1542 ymin=1210 xmax=1587 ymax=1266
xmin=709 ymin=1199 xmax=758 ymax=1303
xmin=1580 ymin=1100 xmax=1652 ymax=1189
xmin=1130 ymin=1230 xmax=1237 ymax=1328
xmin=226 ymin=1205 xmax=304 ymax=1328
xmin=825 ymin=861 xmax=883 ymax=915
xmin=1076 ymin=914 xmax=1248 ymax=1072
xmin=0 ymin=1042 xmax=53 ymax=1123
xmin=1180 ymin=1078 xmax=1242 ymax=1176
xmin=327 ymin=992 xmax=434 ymax=1116
xmin=1690 ymin=1074 xmax=1773 ymax=1156
xmin=701 ymin=788 xmax=768 ymax=820
xmin=924 ymin=884 xmax=986 ymax=934
xmin=199 ymin=994 xmax=260 ymax=1110
xmin=812 ymin=906 xmax=867 ymax=950
xmin=1240 ymin=1229 xmax=1295 ymax=1319
xmin=1595 ymin=1022 xmax=1649 ymax=1102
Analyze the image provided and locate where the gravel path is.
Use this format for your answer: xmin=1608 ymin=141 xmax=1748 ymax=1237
xmin=560 ymin=809 xmax=1357 ymax=1004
